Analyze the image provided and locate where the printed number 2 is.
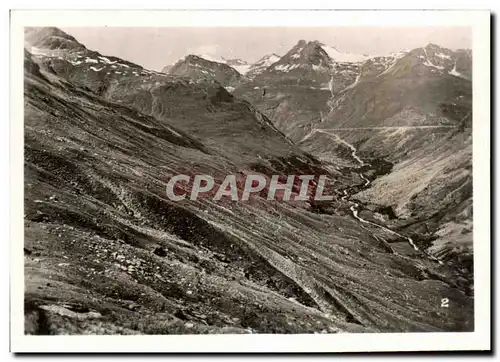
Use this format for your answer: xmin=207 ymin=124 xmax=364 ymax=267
xmin=441 ymin=298 xmax=449 ymax=308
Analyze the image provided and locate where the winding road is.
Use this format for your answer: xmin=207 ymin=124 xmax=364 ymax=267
xmin=317 ymin=125 xmax=456 ymax=131
xmin=300 ymin=126 xmax=456 ymax=143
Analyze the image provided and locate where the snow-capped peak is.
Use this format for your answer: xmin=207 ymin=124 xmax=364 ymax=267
xmin=245 ymin=53 xmax=282 ymax=78
xmin=270 ymin=40 xmax=332 ymax=73
xmin=195 ymin=53 xmax=225 ymax=63
xmin=222 ymin=57 xmax=249 ymax=66
xmin=176 ymin=54 xmax=252 ymax=75
xmin=253 ymin=53 xmax=281 ymax=68
xmin=320 ymin=45 xmax=370 ymax=63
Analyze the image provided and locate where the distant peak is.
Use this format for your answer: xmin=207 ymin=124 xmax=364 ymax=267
xmin=263 ymin=53 xmax=281 ymax=59
xmin=25 ymin=27 xmax=82 ymax=44
xmin=185 ymin=54 xmax=215 ymax=62
xmin=183 ymin=54 xmax=200 ymax=61
xmin=425 ymin=43 xmax=442 ymax=49
xmin=308 ymin=40 xmax=322 ymax=46
xmin=289 ymin=40 xmax=326 ymax=55
xmin=24 ymin=26 xmax=86 ymax=51
xmin=295 ymin=40 xmax=322 ymax=48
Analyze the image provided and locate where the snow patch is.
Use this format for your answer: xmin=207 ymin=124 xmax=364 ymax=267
xmin=436 ymin=52 xmax=451 ymax=60
xmin=68 ymin=59 xmax=83 ymax=66
xmin=257 ymin=54 xmax=281 ymax=67
xmin=312 ymin=64 xmax=328 ymax=71
xmin=84 ymin=57 xmax=99 ymax=64
xmin=344 ymin=74 xmax=361 ymax=90
xmin=98 ymin=56 xmax=118 ymax=64
xmin=231 ymin=64 xmax=251 ymax=75
xmin=321 ymin=45 xmax=369 ymax=63
xmin=274 ymin=64 xmax=290 ymax=72
xmin=197 ymin=54 xmax=223 ymax=63
xmin=449 ymin=61 xmax=465 ymax=78
xmin=421 ymin=48 xmax=444 ymax=70
xmin=27 ymin=46 xmax=48 ymax=56
xmin=274 ymin=63 xmax=300 ymax=72
xmin=423 ymin=60 xmax=444 ymax=70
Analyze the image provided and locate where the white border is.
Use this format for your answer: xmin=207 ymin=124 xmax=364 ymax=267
xmin=8 ymin=9 xmax=491 ymax=27
xmin=10 ymin=10 xmax=491 ymax=353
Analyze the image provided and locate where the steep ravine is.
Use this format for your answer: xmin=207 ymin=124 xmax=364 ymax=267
xmin=323 ymin=131 xmax=444 ymax=265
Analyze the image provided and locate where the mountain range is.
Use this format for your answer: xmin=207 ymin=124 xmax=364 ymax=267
xmin=162 ymin=40 xmax=471 ymax=90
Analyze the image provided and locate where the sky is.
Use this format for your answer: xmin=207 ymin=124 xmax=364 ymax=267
xmin=62 ymin=27 xmax=472 ymax=71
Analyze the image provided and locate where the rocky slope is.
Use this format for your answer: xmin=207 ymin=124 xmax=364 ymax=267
xmin=23 ymin=28 xmax=473 ymax=334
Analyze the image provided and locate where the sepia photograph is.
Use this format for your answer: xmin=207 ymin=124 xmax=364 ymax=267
xmin=10 ymin=9 xmax=491 ymax=353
